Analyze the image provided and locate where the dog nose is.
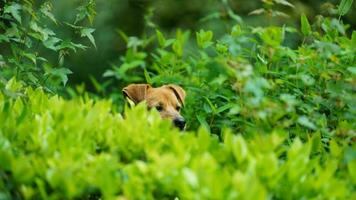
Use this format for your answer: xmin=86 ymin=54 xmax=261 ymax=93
xmin=173 ymin=117 xmax=186 ymax=130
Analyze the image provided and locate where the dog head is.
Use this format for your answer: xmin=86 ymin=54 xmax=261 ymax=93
xmin=123 ymin=84 xmax=186 ymax=130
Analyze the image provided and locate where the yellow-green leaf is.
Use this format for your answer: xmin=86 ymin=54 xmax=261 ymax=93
xmin=338 ymin=0 xmax=354 ymax=16
xmin=301 ymin=14 xmax=311 ymax=36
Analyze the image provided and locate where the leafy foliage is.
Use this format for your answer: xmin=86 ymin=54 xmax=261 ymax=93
xmin=104 ymin=12 xmax=356 ymax=139
xmin=0 ymin=0 xmax=96 ymax=92
xmin=0 ymin=80 xmax=355 ymax=199
xmin=0 ymin=0 xmax=356 ymax=199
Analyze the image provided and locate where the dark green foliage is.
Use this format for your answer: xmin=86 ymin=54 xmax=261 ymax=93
xmin=0 ymin=0 xmax=96 ymax=92
xmin=104 ymin=15 xmax=355 ymax=140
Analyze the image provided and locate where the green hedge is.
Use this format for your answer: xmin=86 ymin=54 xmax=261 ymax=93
xmin=0 ymin=79 xmax=355 ymax=199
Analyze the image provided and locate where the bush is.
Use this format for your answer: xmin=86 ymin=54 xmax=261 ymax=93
xmin=0 ymin=79 xmax=355 ymax=199
xmin=105 ymin=13 xmax=356 ymax=139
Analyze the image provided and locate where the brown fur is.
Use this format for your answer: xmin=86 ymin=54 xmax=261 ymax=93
xmin=123 ymin=84 xmax=186 ymax=129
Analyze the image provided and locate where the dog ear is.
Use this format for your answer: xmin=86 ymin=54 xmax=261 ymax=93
xmin=122 ymin=84 xmax=151 ymax=104
xmin=167 ymin=84 xmax=186 ymax=105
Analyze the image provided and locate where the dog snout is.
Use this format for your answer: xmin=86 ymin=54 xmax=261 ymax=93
xmin=173 ymin=117 xmax=186 ymax=130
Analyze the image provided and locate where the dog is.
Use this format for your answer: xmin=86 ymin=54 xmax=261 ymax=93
xmin=122 ymin=84 xmax=186 ymax=130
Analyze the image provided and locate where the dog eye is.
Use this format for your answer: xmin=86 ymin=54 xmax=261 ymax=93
xmin=176 ymin=106 xmax=181 ymax=111
xmin=155 ymin=105 xmax=163 ymax=112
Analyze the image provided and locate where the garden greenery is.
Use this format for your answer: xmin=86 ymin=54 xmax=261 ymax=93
xmin=0 ymin=79 xmax=355 ymax=199
xmin=105 ymin=5 xmax=356 ymax=138
xmin=0 ymin=0 xmax=356 ymax=199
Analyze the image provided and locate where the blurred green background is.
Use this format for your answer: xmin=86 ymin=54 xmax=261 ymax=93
xmin=45 ymin=0 xmax=356 ymax=89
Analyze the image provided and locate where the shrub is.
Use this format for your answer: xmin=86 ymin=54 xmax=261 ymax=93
xmin=0 ymin=79 xmax=355 ymax=199
xmin=105 ymin=14 xmax=356 ymax=140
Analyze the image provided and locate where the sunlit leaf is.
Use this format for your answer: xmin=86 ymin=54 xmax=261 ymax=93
xmin=156 ymin=29 xmax=166 ymax=47
xmin=40 ymin=2 xmax=57 ymax=24
xmin=46 ymin=68 xmax=73 ymax=86
xmin=338 ymin=0 xmax=354 ymax=16
xmin=80 ymin=28 xmax=96 ymax=48
xmin=196 ymin=29 xmax=213 ymax=49
xmin=248 ymin=8 xmax=265 ymax=16
xmin=43 ymin=37 xmax=62 ymax=51
xmin=4 ymin=3 xmax=22 ymax=24
xmin=347 ymin=67 xmax=356 ymax=74
xmin=298 ymin=116 xmax=317 ymax=130
xmin=301 ymin=13 xmax=311 ymax=36
xmin=274 ymin=0 xmax=295 ymax=8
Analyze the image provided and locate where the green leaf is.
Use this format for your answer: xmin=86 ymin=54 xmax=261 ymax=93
xmin=197 ymin=115 xmax=210 ymax=133
xmin=228 ymin=105 xmax=241 ymax=115
xmin=199 ymin=11 xmax=220 ymax=22
xmin=80 ymin=28 xmax=96 ymax=48
xmin=231 ymin=135 xmax=248 ymax=163
xmin=182 ymin=168 xmax=198 ymax=187
xmin=351 ymin=31 xmax=356 ymax=47
xmin=4 ymin=3 xmax=22 ymax=24
xmin=0 ymin=150 xmax=12 ymax=171
xmin=89 ymin=75 xmax=103 ymax=93
xmin=301 ymin=14 xmax=311 ymax=36
xmin=231 ymin=25 xmax=242 ymax=37
xmin=59 ymin=40 xmax=88 ymax=52
xmin=144 ymin=68 xmax=152 ymax=84
xmin=338 ymin=0 xmax=354 ymax=16
xmin=249 ymin=8 xmax=265 ymax=16
xmin=75 ymin=0 xmax=96 ymax=24
xmin=172 ymin=41 xmax=183 ymax=57
xmin=216 ymin=103 xmax=235 ymax=114
xmin=204 ymin=96 xmax=217 ymax=114
xmin=300 ymin=74 xmax=315 ymax=86
xmin=156 ymin=29 xmax=166 ymax=47
xmin=30 ymin=22 xmax=55 ymax=41
xmin=172 ymin=30 xmax=189 ymax=57
xmin=0 ymin=35 xmax=10 ymax=42
xmin=329 ymin=140 xmax=342 ymax=157
xmin=116 ymin=29 xmax=129 ymax=43
xmin=40 ymin=3 xmax=57 ymax=24
xmin=43 ymin=37 xmax=62 ymax=51
xmin=227 ymin=8 xmax=242 ymax=23
xmin=297 ymin=116 xmax=317 ymax=130
xmin=196 ymin=29 xmax=213 ymax=49
xmin=348 ymin=159 xmax=356 ymax=183
xmin=22 ymin=53 xmax=37 ymax=64
xmin=347 ymin=67 xmax=356 ymax=74
xmin=275 ymin=0 xmax=295 ymax=8
xmin=259 ymin=27 xmax=284 ymax=47
xmin=27 ymin=72 xmax=39 ymax=84
xmin=46 ymin=68 xmax=73 ymax=86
